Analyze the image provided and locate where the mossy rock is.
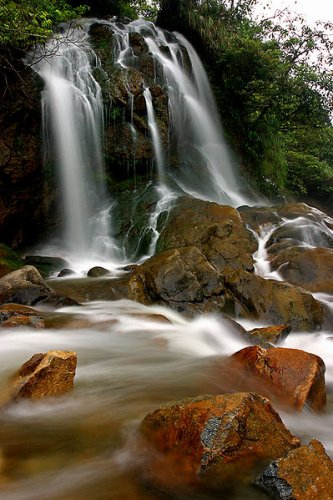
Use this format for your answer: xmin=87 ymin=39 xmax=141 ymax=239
xmin=0 ymin=244 xmax=24 ymax=278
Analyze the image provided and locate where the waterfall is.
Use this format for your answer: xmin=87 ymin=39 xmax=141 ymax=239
xmin=33 ymin=25 xmax=121 ymax=264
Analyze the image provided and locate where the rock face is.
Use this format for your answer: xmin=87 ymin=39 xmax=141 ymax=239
xmin=0 ymin=244 xmax=24 ymax=278
xmin=0 ymin=266 xmax=78 ymax=307
xmin=3 ymin=351 xmax=77 ymax=403
xmin=140 ymin=393 xmax=299 ymax=489
xmin=256 ymin=440 xmax=333 ymax=499
xmin=0 ymin=57 xmax=58 ymax=248
xmin=246 ymin=324 xmax=291 ymax=346
xmin=227 ymin=346 xmax=326 ymax=411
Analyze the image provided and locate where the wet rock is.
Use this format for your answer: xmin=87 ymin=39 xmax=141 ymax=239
xmin=140 ymin=393 xmax=299 ymax=489
xmin=224 ymin=269 xmax=323 ymax=331
xmin=87 ymin=266 xmax=111 ymax=278
xmin=228 ymin=346 xmax=326 ymax=411
xmin=3 ymin=351 xmax=77 ymax=403
xmin=271 ymin=247 xmax=333 ymax=293
xmin=129 ymin=32 xmax=149 ymax=55
xmin=0 ymin=304 xmax=44 ymax=329
xmin=246 ymin=324 xmax=291 ymax=346
xmin=0 ymin=266 xmax=78 ymax=307
xmin=256 ymin=439 xmax=333 ymax=499
xmin=156 ymin=198 xmax=257 ymax=274
xmin=131 ymin=246 xmax=224 ymax=311
xmin=58 ymin=268 xmax=75 ymax=278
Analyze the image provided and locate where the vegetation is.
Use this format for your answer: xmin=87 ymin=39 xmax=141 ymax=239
xmin=158 ymin=0 xmax=333 ymax=202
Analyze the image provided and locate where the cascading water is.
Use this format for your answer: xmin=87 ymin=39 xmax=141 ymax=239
xmin=110 ymin=19 xmax=252 ymax=207
xmin=33 ymin=25 xmax=121 ymax=266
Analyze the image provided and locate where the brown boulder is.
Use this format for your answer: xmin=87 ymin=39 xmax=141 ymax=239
xmin=256 ymin=439 xmax=333 ymax=499
xmin=2 ymin=351 xmax=77 ymax=404
xmin=156 ymin=198 xmax=257 ymax=274
xmin=224 ymin=269 xmax=323 ymax=331
xmin=227 ymin=346 xmax=326 ymax=411
xmin=271 ymin=247 xmax=333 ymax=293
xmin=140 ymin=393 xmax=299 ymax=489
xmin=246 ymin=324 xmax=291 ymax=346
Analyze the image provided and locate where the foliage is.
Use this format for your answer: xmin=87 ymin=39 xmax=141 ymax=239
xmin=0 ymin=0 xmax=85 ymax=51
xmin=67 ymin=0 xmax=158 ymax=20
xmin=158 ymin=0 xmax=333 ymax=201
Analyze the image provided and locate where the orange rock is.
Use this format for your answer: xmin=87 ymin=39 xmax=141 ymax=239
xmin=0 ymin=303 xmax=45 ymax=329
xmin=256 ymin=439 xmax=333 ymax=499
xmin=3 ymin=351 xmax=77 ymax=404
xmin=246 ymin=324 xmax=291 ymax=346
xmin=140 ymin=393 xmax=299 ymax=489
xmin=228 ymin=346 xmax=326 ymax=411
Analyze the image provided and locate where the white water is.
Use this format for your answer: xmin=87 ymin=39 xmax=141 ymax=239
xmin=34 ymin=26 xmax=119 ymax=266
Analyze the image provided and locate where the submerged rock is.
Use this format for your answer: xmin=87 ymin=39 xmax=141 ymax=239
xmin=246 ymin=324 xmax=291 ymax=346
xmin=0 ymin=303 xmax=44 ymax=329
xmin=2 ymin=350 xmax=77 ymax=404
xmin=23 ymin=255 xmax=69 ymax=278
xmin=140 ymin=393 xmax=299 ymax=489
xmin=0 ymin=266 xmax=78 ymax=307
xmin=256 ymin=439 xmax=333 ymax=499
xmin=227 ymin=346 xmax=326 ymax=411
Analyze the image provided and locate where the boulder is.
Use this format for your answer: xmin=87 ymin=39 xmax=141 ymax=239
xmin=256 ymin=439 xmax=333 ymax=499
xmin=227 ymin=346 xmax=326 ymax=411
xmin=224 ymin=269 xmax=323 ymax=331
xmin=0 ymin=243 xmax=23 ymax=278
xmin=140 ymin=393 xmax=299 ymax=489
xmin=0 ymin=303 xmax=44 ymax=329
xmin=2 ymin=350 xmax=77 ymax=404
xmin=0 ymin=266 xmax=78 ymax=307
xmin=87 ymin=266 xmax=111 ymax=278
xmin=58 ymin=268 xmax=75 ymax=278
xmin=23 ymin=255 xmax=69 ymax=278
xmin=156 ymin=198 xmax=257 ymax=274
xmin=271 ymin=247 xmax=333 ymax=293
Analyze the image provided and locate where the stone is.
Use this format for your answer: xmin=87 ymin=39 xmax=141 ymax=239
xmin=256 ymin=439 xmax=333 ymax=499
xmin=2 ymin=351 xmax=77 ymax=404
xmin=0 ymin=243 xmax=23 ymax=278
xmin=156 ymin=198 xmax=257 ymax=275
xmin=58 ymin=268 xmax=75 ymax=278
xmin=87 ymin=266 xmax=111 ymax=278
xmin=140 ymin=393 xmax=299 ymax=489
xmin=227 ymin=346 xmax=326 ymax=411
xmin=129 ymin=32 xmax=149 ymax=55
xmin=271 ymin=247 xmax=333 ymax=293
xmin=23 ymin=255 xmax=69 ymax=278
xmin=224 ymin=269 xmax=323 ymax=331
xmin=0 ymin=265 xmax=78 ymax=307
xmin=0 ymin=303 xmax=45 ymax=329
xmin=246 ymin=324 xmax=291 ymax=346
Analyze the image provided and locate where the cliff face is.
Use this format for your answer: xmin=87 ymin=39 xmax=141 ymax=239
xmin=0 ymin=56 xmax=59 ymax=248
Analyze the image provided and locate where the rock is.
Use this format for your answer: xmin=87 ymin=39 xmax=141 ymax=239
xmin=58 ymin=268 xmax=75 ymax=278
xmin=87 ymin=266 xmax=111 ymax=278
xmin=246 ymin=324 xmax=291 ymax=346
xmin=140 ymin=393 xmax=299 ymax=489
xmin=0 ymin=244 xmax=23 ymax=278
xmin=227 ymin=346 xmax=326 ymax=411
xmin=0 ymin=303 xmax=44 ymax=329
xmin=256 ymin=439 xmax=333 ymax=499
xmin=129 ymin=32 xmax=149 ymax=55
xmin=156 ymin=198 xmax=257 ymax=275
xmin=2 ymin=351 xmax=77 ymax=404
xmin=23 ymin=255 xmax=69 ymax=278
xmin=0 ymin=266 xmax=78 ymax=307
xmin=271 ymin=247 xmax=333 ymax=293
xmin=224 ymin=269 xmax=323 ymax=331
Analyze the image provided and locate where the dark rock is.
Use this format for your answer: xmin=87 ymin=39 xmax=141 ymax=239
xmin=57 ymin=268 xmax=75 ymax=278
xmin=0 ymin=266 xmax=78 ymax=307
xmin=140 ymin=393 xmax=300 ymax=489
xmin=256 ymin=439 xmax=333 ymax=499
xmin=87 ymin=266 xmax=111 ymax=278
xmin=23 ymin=255 xmax=69 ymax=278
xmin=129 ymin=32 xmax=149 ymax=55
xmin=0 ymin=243 xmax=24 ymax=278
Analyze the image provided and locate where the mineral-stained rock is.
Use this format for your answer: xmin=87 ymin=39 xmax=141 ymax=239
xmin=227 ymin=346 xmax=326 ymax=411
xmin=3 ymin=350 xmax=77 ymax=403
xmin=140 ymin=393 xmax=299 ymax=489
xmin=246 ymin=324 xmax=291 ymax=346
xmin=256 ymin=439 xmax=333 ymax=499
xmin=0 ymin=303 xmax=45 ymax=329
xmin=0 ymin=266 xmax=78 ymax=307
xmin=224 ymin=269 xmax=323 ymax=331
